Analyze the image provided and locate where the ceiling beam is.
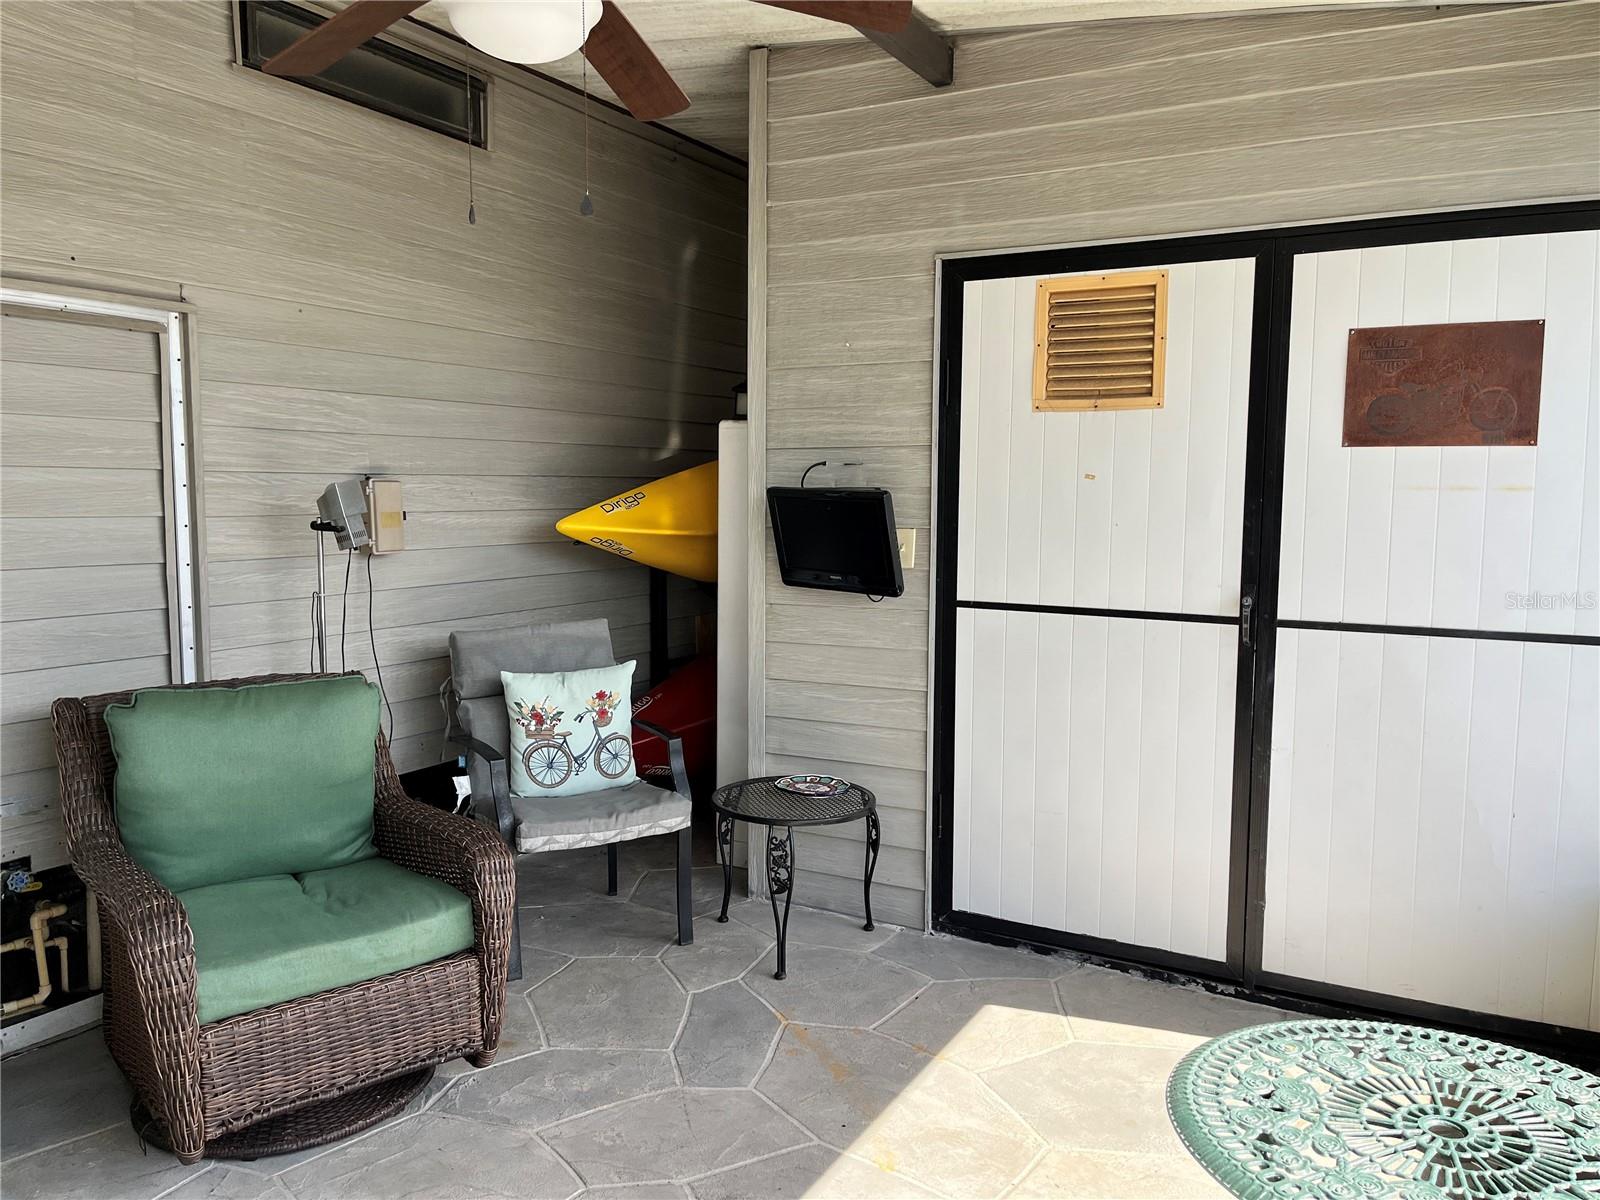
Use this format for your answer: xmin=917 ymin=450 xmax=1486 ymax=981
xmin=857 ymin=7 xmax=953 ymax=89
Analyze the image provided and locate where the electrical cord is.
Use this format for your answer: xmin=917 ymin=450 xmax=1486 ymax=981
xmin=366 ymin=550 xmax=394 ymax=742
xmin=800 ymin=459 xmax=864 ymax=488
xmin=340 ymin=549 xmax=353 ymax=673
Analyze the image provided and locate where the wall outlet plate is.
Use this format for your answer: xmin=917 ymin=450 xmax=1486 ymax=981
xmin=897 ymin=527 xmax=917 ymax=569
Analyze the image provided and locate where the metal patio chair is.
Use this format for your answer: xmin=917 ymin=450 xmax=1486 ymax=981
xmin=443 ymin=618 xmax=693 ymax=979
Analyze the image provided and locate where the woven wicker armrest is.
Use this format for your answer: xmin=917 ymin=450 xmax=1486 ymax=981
xmin=72 ymin=828 xmax=196 ymax=964
xmin=372 ymin=777 xmax=516 ymax=901
xmin=72 ymin=827 xmax=208 ymax=1160
xmin=372 ymin=758 xmax=515 ymax=1059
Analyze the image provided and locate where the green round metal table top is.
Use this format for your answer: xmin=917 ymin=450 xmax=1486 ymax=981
xmin=1166 ymin=1019 xmax=1600 ymax=1200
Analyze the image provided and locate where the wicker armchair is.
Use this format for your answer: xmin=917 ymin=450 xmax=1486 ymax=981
xmin=51 ymin=673 xmax=516 ymax=1164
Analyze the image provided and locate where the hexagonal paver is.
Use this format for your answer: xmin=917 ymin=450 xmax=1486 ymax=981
xmin=279 ymin=1111 xmax=576 ymax=1198
xmin=745 ymin=945 xmax=922 ymax=1026
xmin=520 ymin=900 xmax=679 ymax=957
xmin=543 ymin=1089 xmax=808 ymax=1186
xmin=758 ymin=1024 xmax=928 ymax=1143
xmin=851 ymin=1059 xmax=1043 ymax=1198
xmin=757 ymin=1025 xmax=1040 ymax=1198
xmin=876 ymin=978 xmax=1072 ymax=1070
xmin=1055 ymin=963 xmax=1292 ymax=1049
xmin=0 ymin=1029 xmax=129 ymax=1161
xmin=730 ymin=900 xmax=893 ymax=952
xmin=691 ymin=1145 xmax=938 ymax=1200
xmin=162 ymin=1166 xmax=288 ymax=1199
xmin=417 ymin=1063 xmax=467 ymax=1109
xmin=673 ymin=981 xmax=782 ymax=1087
xmin=437 ymin=1048 xmax=677 ymax=1130
xmin=872 ymin=930 xmax=1068 ymax=981
xmin=660 ymin=918 xmax=774 ymax=993
xmin=1009 ymin=1148 xmax=1225 ymax=1199
xmin=574 ymin=1186 xmax=691 ymax=1200
xmin=629 ymin=865 xmax=748 ymax=917
xmin=518 ymin=845 xmax=648 ymax=908
xmin=494 ymin=992 xmax=548 ymax=1059
xmin=983 ymin=1041 xmax=1192 ymax=1156
xmin=531 ymin=958 xmax=686 ymax=1049
xmin=0 ymin=1126 xmax=205 ymax=1200
xmin=512 ymin=945 xmax=576 ymax=992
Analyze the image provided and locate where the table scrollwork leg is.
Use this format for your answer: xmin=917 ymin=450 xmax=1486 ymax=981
xmin=716 ymin=812 xmax=735 ymax=923
xmin=768 ymin=826 xmax=795 ymax=980
xmin=863 ymin=808 xmax=881 ymax=932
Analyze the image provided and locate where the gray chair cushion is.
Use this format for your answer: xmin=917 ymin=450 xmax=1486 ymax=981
xmin=449 ymin=619 xmax=615 ymax=701
xmin=508 ymin=780 xmax=691 ymax=854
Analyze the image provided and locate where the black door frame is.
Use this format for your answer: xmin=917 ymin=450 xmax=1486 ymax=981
xmin=930 ymin=199 xmax=1600 ymax=1053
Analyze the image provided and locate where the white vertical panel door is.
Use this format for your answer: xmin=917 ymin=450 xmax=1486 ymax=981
xmin=1264 ymin=232 xmax=1600 ymax=1030
xmin=952 ymin=260 xmax=1255 ymax=962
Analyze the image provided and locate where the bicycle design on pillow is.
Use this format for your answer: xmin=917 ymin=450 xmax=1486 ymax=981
xmin=511 ymin=690 xmax=632 ymax=789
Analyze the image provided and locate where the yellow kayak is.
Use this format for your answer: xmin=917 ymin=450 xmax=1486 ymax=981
xmin=555 ymin=461 xmax=718 ymax=582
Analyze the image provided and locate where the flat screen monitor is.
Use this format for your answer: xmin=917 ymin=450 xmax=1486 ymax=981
xmin=768 ymin=486 xmax=905 ymax=598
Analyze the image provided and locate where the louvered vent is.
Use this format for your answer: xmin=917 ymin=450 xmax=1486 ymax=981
xmin=1032 ymin=269 xmax=1168 ymax=411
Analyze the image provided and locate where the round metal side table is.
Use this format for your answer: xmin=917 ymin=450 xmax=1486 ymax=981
xmin=711 ymin=776 xmax=879 ymax=980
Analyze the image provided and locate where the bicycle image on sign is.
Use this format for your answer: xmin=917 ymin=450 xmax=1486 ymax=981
xmin=511 ymin=690 xmax=632 ymax=788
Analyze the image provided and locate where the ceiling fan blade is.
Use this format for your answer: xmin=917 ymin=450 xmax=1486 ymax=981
xmin=582 ymin=2 xmax=690 ymax=122
xmin=261 ymin=0 xmax=427 ymax=76
xmin=752 ymin=1 xmax=913 ymax=33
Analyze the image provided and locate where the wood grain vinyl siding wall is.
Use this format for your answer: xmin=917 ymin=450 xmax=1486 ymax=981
xmin=1 ymin=2 xmax=743 ymax=781
xmin=757 ymin=0 xmax=1600 ymax=928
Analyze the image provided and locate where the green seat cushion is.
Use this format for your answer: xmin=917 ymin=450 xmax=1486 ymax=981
xmin=178 ymin=858 xmax=477 ymax=1025
xmin=105 ymin=676 xmax=381 ymax=892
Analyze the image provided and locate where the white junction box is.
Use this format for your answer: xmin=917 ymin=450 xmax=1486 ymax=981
xmin=366 ymin=478 xmax=405 ymax=553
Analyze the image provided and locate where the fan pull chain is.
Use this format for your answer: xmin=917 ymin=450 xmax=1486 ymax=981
xmin=465 ymin=66 xmax=478 ymax=225
xmin=579 ymin=0 xmax=594 ymax=216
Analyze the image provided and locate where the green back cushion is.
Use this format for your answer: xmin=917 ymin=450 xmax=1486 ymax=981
xmin=105 ymin=676 xmax=381 ymax=892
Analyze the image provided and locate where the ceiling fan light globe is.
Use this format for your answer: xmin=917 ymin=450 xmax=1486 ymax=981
xmin=440 ymin=0 xmax=602 ymax=64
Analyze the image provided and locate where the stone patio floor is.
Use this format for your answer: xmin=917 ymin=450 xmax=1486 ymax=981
xmin=1 ymin=835 xmax=1296 ymax=1199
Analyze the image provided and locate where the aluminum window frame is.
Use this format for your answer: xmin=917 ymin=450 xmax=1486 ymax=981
xmin=1 ymin=287 xmax=204 ymax=685
xmin=234 ymin=1 xmax=489 ymax=149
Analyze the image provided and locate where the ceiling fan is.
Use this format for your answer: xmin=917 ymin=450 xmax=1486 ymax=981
xmin=262 ymin=0 xmax=914 ymax=121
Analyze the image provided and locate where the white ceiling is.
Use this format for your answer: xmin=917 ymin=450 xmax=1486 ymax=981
xmin=410 ymin=0 xmax=1494 ymax=159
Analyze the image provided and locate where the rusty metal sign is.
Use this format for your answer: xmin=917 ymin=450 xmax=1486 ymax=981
xmin=1343 ymin=320 xmax=1544 ymax=447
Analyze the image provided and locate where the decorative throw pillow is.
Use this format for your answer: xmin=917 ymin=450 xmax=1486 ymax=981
xmin=501 ymin=661 xmax=637 ymax=798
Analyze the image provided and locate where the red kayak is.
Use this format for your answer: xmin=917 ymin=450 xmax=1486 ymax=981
xmin=631 ymin=655 xmax=715 ymax=786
